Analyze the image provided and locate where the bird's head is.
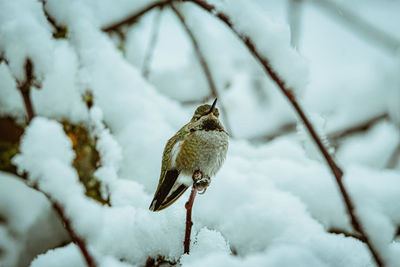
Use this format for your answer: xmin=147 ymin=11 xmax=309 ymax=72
xmin=189 ymin=99 xmax=224 ymax=132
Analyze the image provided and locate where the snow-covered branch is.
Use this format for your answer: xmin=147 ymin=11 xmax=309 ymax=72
xmin=13 ymin=118 xmax=99 ymax=267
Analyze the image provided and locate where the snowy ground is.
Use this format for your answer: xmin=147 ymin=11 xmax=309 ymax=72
xmin=1 ymin=0 xmax=399 ymax=266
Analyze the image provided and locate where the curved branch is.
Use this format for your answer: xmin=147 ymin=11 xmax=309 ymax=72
xmin=41 ymin=189 xmax=97 ymax=267
xmin=102 ymin=0 xmax=173 ymax=32
xmin=170 ymin=4 xmax=233 ymax=136
xmin=181 ymin=0 xmax=384 ymax=266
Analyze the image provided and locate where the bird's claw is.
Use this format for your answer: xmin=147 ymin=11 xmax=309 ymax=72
xmin=192 ymin=171 xmax=211 ymax=194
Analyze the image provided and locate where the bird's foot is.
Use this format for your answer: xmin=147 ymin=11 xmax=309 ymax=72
xmin=192 ymin=170 xmax=210 ymax=194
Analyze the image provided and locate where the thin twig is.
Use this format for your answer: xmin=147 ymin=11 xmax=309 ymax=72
xmin=328 ymin=228 xmax=365 ymax=243
xmin=249 ymin=122 xmax=297 ymax=143
xmin=184 ymin=185 xmax=197 ymax=254
xmin=328 ymin=113 xmax=388 ymax=141
xmin=16 ymin=59 xmax=37 ymax=122
xmin=181 ymin=1 xmax=384 ymax=266
xmin=40 ymin=0 xmax=67 ymax=38
xmin=309 ymin=0 xmax=400 ymax=54
xmin=31 ymin=184 xmax=97 ymax=267
xmin=102 ymin=0 xmax=173 ymax=33
xmin=142 ymin=7 xmax=163 ymax=78
xmin=170 ymin=4 xmax=233 ymax=136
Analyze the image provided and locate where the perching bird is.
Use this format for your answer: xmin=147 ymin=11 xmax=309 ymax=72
xmin=149 ymin=99 xmax=229 ymax=212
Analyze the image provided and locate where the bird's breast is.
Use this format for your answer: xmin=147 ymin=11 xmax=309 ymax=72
xmin=176 ymin=130 xmax=228 ymax=177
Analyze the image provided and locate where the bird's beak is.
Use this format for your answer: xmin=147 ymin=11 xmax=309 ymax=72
xmin=207 ymin=98 xmax=217 ymax=115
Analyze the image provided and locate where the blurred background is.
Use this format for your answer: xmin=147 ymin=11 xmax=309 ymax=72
xmin=114 ymin=0 xmax=400 ymax=168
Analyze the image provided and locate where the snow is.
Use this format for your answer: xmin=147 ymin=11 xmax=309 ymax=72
xmin=1 ymin=0 xmax=399 ymax=266
xmin=0 ymin=172 xmax=69 ymax=267
xmin=207 ymin=0 xmax=309 ymax=92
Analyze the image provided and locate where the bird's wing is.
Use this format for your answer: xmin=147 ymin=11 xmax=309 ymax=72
xmin=149 ymin=169 xmax=181 ymax=211
xmin=149 ymin=126 xmax=189 ymax=212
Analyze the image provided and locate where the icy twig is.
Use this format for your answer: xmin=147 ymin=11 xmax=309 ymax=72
xmin=170 ymin=4 xmax=233 ymax=136
xmin=181 ymin=0 xmax=384 ymax=266
xmin=184 ymin=185 xmax=197 ymax=254
xmin=142 ymin=7 xmax=163 ymax=78
xmin=102 ymin=0 xmax=174 ymax=33
xmin=16 ymin=59 xmax=39 ymax=122
xmin=310 ymin=0 xmax=400 ymax=54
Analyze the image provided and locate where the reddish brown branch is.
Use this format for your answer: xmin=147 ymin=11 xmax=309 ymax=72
xmin=184 ymin=186 xmax=197 ymax=254
xmin=51 ymin=200 xmax=97 ymax=267
xmin=182 ymin=1 xmax=384 ymax=266
xmin=102 ymin=0 xmax=173 ymax=32
xmin=32 ymin=185 xmax=97 ymax=267
xmin=170 ymin=4 xmax=233 ymax=136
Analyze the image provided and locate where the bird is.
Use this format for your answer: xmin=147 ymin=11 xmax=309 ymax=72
xmin=149 ymin=99 xmax=229 ymax=212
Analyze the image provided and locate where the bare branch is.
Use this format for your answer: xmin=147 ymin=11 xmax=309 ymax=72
xmin=16 ymin=59 xmax=37 ymax=122
xmin=309 ymin=0 xmax=400 ymax=54
xmin=328 ymin=228 xmax=365 ymax=243
xmin=170 ymin=4 xmax=234 ymax=136
xmin=328 ymin=113 xmax=389 ymax=142
xmin=31 ymin=184 xmax=98 ymax=267
xmin=181 ymin=1 xmax=384 ymax=266
xmin=40 ymin=0 xmax=67 ymax=39
xmin=102 ymin=0 xmax=173 ymax=33
xmin=184 ymin=186 xmax=197 ymax=254
xmin=249 ymin=122 xmax=297 ymax=143
xmin=142 ymin=7 xmax=163 ymax=78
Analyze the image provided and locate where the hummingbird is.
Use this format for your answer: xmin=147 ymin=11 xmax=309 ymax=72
xmin=149 ymin=99 xmax=229 ymax=212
